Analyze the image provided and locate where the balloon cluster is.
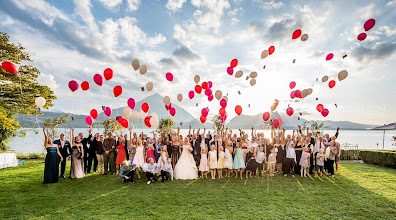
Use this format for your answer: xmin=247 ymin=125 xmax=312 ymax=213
xmin=357 ymin=18 xmax=376 ymax=41
xmin=321 ymin=70 xmax=348 ymax=90
xmin=132 ymin=59 xmax=153 ymax=92
xmin=162 ymin=96 xmax=176 ymax=117
xmin=292 ymin=29 xmax=309 ymax=42
xmin=189 ymin=76 xmax=214 ymax=102
xmin=316 ymin=104 xmax=329 ymax=117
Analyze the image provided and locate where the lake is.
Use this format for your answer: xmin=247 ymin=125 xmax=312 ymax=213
xmin=8 ymin=128 xmax=396 ymax=153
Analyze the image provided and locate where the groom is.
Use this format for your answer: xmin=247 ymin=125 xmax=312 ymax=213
xmin=53 ymin=133 xmax=72 ymax=178
xmin=189 ymin=126 xmax=202 ymax=176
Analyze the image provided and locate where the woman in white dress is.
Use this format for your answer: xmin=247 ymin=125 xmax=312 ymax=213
xmin=223 ymin=141 xmax=233 ymax=178
xmin=133 ymin=139 xmax=145 ymax=178
xmin=174 ymin=137 xmax=198 ymax=180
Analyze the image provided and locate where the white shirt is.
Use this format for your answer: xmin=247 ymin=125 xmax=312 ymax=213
xmin=60 ymin=140 xmax=65 ymax=148
xmin=315 ymin=140 xmax=325 ymax=153
xmin=255 ymin=151 xmax=265 ymax=163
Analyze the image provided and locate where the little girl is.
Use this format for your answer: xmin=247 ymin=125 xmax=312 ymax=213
xmin=268 ymin=148 xmax=277 ymax=176
xmin=299 ymin=147 xmax=311 ymax=177
xmin=223 ymin=142 xmax=233 ymax=178
xmin=217 ymin=146 xmax=225 ymax=179
xmin=199 ymin=143 xmax=209 ymax=178
xmin=208 ymin=145 xmax=217 ymax=179
xmin=146 ymin=141 xmax=156 ymax=163
xmin=233 ymin=142 xmax=245 ymax=179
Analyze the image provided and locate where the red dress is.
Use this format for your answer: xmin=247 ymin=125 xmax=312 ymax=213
xmin=146 ymin=148 xmax=155 ymax=163
xmin=116 ymin=144 xmax=126 ymax=165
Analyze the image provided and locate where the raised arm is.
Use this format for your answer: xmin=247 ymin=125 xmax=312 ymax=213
xmin=188 ymin=126 xmax=192 ymax=136
xmin=43 ymin=126 xmax=49 ymax=148
xmin=271 ymin=127 xmax=274 ymax=145
xmin=335 ymin=127 xmax=340 ymax=139
xmin=281 ymin=128 xmax=286 ymax=145
xmin=71 ymin=127 xmax=75 ymax=146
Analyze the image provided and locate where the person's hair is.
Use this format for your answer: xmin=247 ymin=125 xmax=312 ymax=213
xmin=119 ymin=138 xmax=124 ymax=145
xmin=148 ymin=158 xmax=154 ymax=162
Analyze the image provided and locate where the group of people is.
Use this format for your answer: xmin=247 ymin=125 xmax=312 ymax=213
xmin=42 ymin=125 xmax=341 ymax=184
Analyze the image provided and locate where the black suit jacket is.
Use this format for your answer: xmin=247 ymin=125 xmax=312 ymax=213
xmin=81 ymin=134 xmax=92 ymax=157
xmin=190 ymin=136 xmax=202 ymax=156
xmin=53 ymin=139 xmax=71 ymax=157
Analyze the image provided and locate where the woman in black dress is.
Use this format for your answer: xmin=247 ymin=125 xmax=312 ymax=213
xmin=43 ymin=126 xmax=63 ymax=184
xmin=294 ymin=136 xmax=303 ymax=175
xmin=245 ymin=147 xmax=257 ymax=178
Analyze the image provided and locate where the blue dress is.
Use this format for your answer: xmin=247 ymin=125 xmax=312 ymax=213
xmin=233 ymin=148 xmax=246 ymax=169
xmin=154 ymin=144 xmax=162 ymax=163
xmin=44 ymin=146 xmax=60 ymax=184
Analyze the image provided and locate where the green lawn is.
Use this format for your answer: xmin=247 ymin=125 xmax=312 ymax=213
xmin=0 ymin=162 xmax=395 ymax=219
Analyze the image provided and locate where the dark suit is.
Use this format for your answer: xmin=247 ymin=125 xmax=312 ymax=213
xmin=103 ymin=138 xmax=116 ymax=174
xmin=81 ymin=134 xmax=92 ymax=173
xmin=125 ymin=140 xmax=129 ymax=160
xmin=87 ymin=137 xmax=98 ymax=173
xmin=190 ymin=136 xmax=202 ymax=169
xmin=53 ymin=139 xmax=72 ymax=177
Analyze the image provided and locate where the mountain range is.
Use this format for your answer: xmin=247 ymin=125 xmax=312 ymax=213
xmin=14 ymin=93 xmax=377 ymax=130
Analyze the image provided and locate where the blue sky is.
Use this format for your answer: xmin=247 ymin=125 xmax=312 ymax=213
xmin=1 ymin=0 xmax=396 ymax=125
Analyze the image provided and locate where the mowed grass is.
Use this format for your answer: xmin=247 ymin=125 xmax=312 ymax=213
xmin=0 ymin=162 xmax=395 ymax=219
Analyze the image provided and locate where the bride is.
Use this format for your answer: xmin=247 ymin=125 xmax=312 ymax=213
xmin=174 ymin=137 xmax=198 ymax=180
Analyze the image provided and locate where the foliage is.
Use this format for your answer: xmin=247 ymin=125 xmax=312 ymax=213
xmin=262 ymin=116 xmax=275 ymax=130
xmin=359 ymin=150 xmax=396 ymax=168
xmin=100 ymin=118 xmax=122 ymax=135
xmin=16 ymin=152 xmax=46 ymax=159
xmin=302 ymin=121 xmax=329 ymax=136
xmin=156 ymin=117 xmax=174 ymax=138
xmin=43 ymin=114 xmax=69 ymax=140
xmin=0 ymin=32 xmax=56 ymax=150
xmin=211 ymin=114 xmax=226 ymax=134
xmin=0 ymin=162 xmax=395 ymax=219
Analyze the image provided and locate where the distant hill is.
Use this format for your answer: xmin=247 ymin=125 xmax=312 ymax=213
xmin=14 ymin=93 xmax=377 ymax=130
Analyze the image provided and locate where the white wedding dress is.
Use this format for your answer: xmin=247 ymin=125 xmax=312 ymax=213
xmin=174 ymin=145 xmax=198 ymax=180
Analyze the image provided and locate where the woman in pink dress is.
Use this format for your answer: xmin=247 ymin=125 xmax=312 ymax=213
xmin=116 ymin=138 xmax=126 ymax=175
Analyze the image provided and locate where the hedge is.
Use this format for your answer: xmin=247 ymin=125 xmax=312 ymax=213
xmin=359 ymin=150 xmax=396 ymax=169
xmin=340 ymin=150 xmax=360 ymax=160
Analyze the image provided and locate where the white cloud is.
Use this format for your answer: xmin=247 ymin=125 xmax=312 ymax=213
xmin=166 ymin=0 xmax=187 ymax=12
xmin=126 ymin=0 xmax=141 ymax=11
xmin=230 ymin=17 xmax=239 ymax=24
xmin=73 ymin=0 xmax=98 ymax=32
xmin=228 ymin=7 xmax=243 ymax=16
xmin=38 ymin=73 xmax=59 ymax=91
xmin=375 ymin=25 xmax=396 ymax=37
xmin=259 ymin=0 xmax=284 ymax=10
xmin=386 ymin=0 xmax=396 ymax=7
xmin=358 ymin=4 xmax=381 ymax=19
xmin=98 ymin=0 xmax=123 ymax=11
xmin=148 ymin=34 xmax=167 ymax=46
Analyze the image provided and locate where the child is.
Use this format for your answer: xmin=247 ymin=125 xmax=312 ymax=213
xmin=245 ymin=147 xmax=256 ymax=178
xmin=268 ymin=148 xmax=277 ymax=177
xmin=199 ymin=143 xmax=209 ymax=179
xmin=146 ymin=158 xmax=159 ymax=184
xmin=255 ymin=146 xmax=265 ymax=177
xmin=115 ymin=138 xmax=126 ymax=175
xmin=208 ymin=145 xmax=217 ymax=179
xmin=119 ymin=161 xmax=135 ymax=183
xmin=315 ymin=148 xmax=325 ymax=178
xmin=146 ymin=141 xmax=156 ymax=163
xmin=299 ymin=147 xmax=311 ymax=177
xmin=217 ymin=146 xmax=225 ymax=179
xmin=160 ymin=157 xmax=173 ymax=183
xmin=233 ymin=142 xmax=246 ymax=179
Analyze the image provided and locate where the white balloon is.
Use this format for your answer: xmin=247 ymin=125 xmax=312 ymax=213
xmin=35 ymin=97 xmax=46 ymax=108
xmin=150 ymin=117 xmax=158 ymax=128
xmin=131 ymin=111 xmax=140 ymax=121
xmin=140 ymin=110 xmax=147 ymax=119
xmin=123 ymin=106 xmax=132 ymax=118
xmin=150 ymin=112 xmax=158 ymax=119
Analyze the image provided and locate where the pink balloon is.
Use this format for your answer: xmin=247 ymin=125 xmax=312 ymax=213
xmin=104 ymin=107 xmax=112 ymax=117
xmin=321 ymin=108 xmax=329 ymax=117
xmin=294 ymin=90 xmax=301 ymax=98
xmin=85 ymin=116 xmax=93 ymax=126
xmin=205 ymin=88 xmax=212 ymax=96
xmin=188 ymin=91 xmax=194 ymax=99
xmin=326 ymin=53 xmax=334 ymax=61
xmin=286 ymin=107 xmax=294 ymax=116
xmin=272 ymin=119 xmax=279 ymax=128
xmin=201 ymin=108 xmax=208 ymax=117
xmin=221 ymin=114 xmax=227 ymax=123
xmin=208 ymin=81 xmax=213 ymax=88
xmin=227 ymin=67 xmax=233 ymax=75
xmin=165 ymin=103 xmax=172 ymax=110
xmin=220 ymin=99 xmax=227 ymax=108
xmin=289 ymin=81 xmax=296 ymax=89
xmin=357 ymin=33 xmax=367 ymax=41
xmin=169 ymin=107 xmax=176 ymax=116
xmin=93 ymin=74 xmax=103 ymax=86
xmin=68 ymin=80 xmax=79 ymax=92
xmin=290 ymin=91 xmax=295 ymax=99
xmin=127 ymin=98 xmax=135 ymax=109
xmin=364 ymin=18 xmax=375 ymax=32
xmin=208 ymin=95 xmax=213 ymax=101
xmin=165 ymin=72 xmax=173 ymax=81
xmin=263 ymin=112 xmax=270 ymax=121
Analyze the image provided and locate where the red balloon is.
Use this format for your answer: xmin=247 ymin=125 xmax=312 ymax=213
xmin=219 ymin=108 xmax=226 ymax=116
xmin=357 ymin=33 xmax=367 ymax=41
xmin=208 ymin=95 xmax=213 ymax=101
xmin=292 ymin=29 xmax=302 ymax=39
xmin=208 ymin=81 xmax=213 ymax=88
xmin=81 ymin=81 xmax=90 ymax=91
xmin=230 ymin=59 xmax=238 ymax=68
xmin=165 ymin=72 xmax=173 ymax=81
xmin=201 ymin=108 xmax=208 ymax=117
xmin=263 ymin=112 xmax=270 ymax=121
xmin=113 ymin=85 xmax=122 ymax=97
xmin=141 ymin=102 xmax=149 ymax=113
xmin=278 ymin=118 xmax=283 ymax=127
xmin=188 ymin=91 xmax=195 ymax=99
xmin=202 ymin=82 xmax=208 ymax=89
xmin=68 ymin=80 xmax=79 ymax=92
xmin=169 ymin=107 xmax=176 ymax=116
xmin=326 ymin=53 xmax=334 ymax=61
xmin=321 ymin=108 xmax=329 ymax=117
xmin=289 ymin=81 xmax=296 ymax=89
xmin=268 ymin=46 xmax=275 ymax=55
xmin=316 ymin=104 xmax=324 ymax=112
xmin=1 ymin=62 xmax=18 ymax=74
xmin=235 ymin=105 xmax=242 ymax=115
xmin=121 ymin=119 xmax=129 ymax=128
xmin=329 ymin=80 xmax=336 ymax=89
xmin=104 ymin=68 xmax=113 ymax=81
xmin=364 ymin=18 xmax=375 ymax=32
xmin=165 ymin=103 xmax=172 ymax=110
xmin=195 ymin=85 xmax=202 ymax=94
xmin=90 ymin=109 xmax=98 ymax=119
xmin=294 ymin=90 xmax=301 ymax=97
xmin=286 ymin=107 xmax=294 ymax=116
xmin=144 ymin=116 xmax=152 ymax=127
xmin=290 ymin=91 xmax=295 ymax=99
xmin=272 ymin=119 xmax=279 ymax=128
xmin=204 ymin=88 xmax=212 ymax=96
xmin=118 ymin=116 xmax=124 ymax=123
xmin=93 ymin=74 xmax=103 ymax=86
xmin=200 ymin=115 xmax=207 ymax=123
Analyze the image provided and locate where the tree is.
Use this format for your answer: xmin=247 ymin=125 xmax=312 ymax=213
xmin=0 ymin=32 xmax=56 ymax=150
xmin=156 ymin=117 xmax=174 ymax=138
xmin=212 ymin=114 xmax=227 ymax=134
xmin=100 ymin=119 xmax=122 ymax=135
xmin=302 ymin=121 xmax=329 ymax=136
xmin=43 ymin=114 xmax=69 ymax=140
